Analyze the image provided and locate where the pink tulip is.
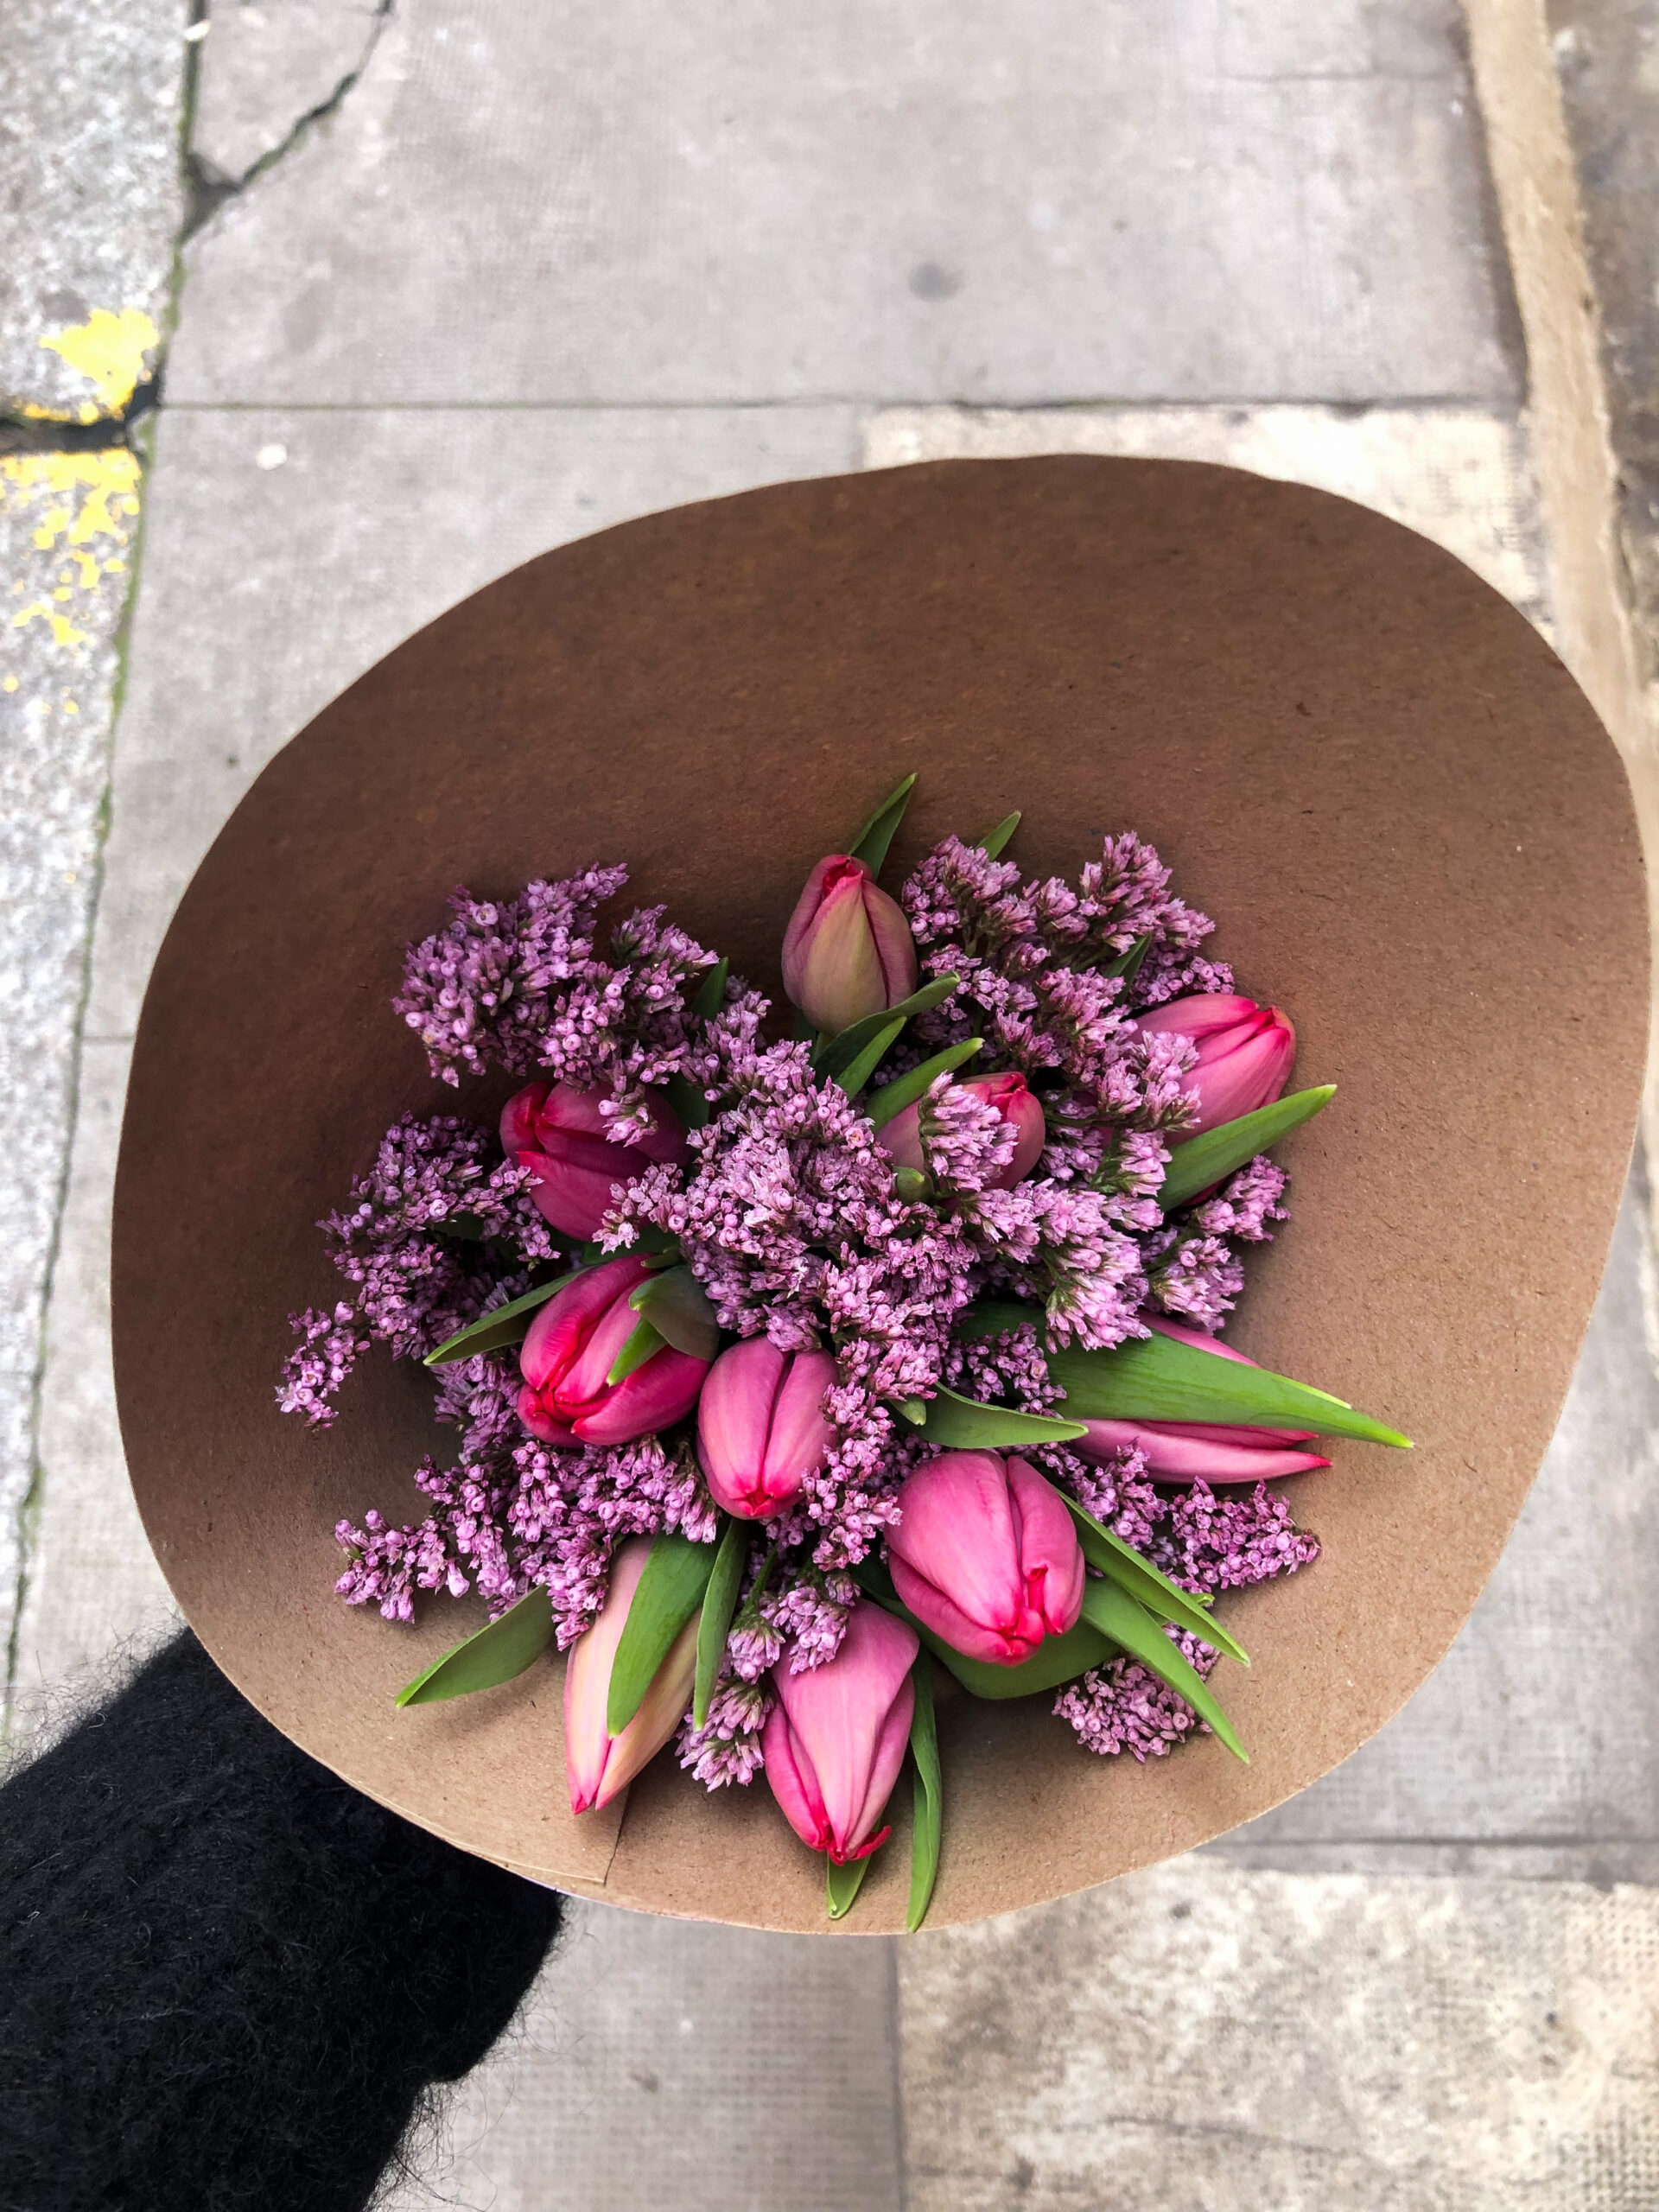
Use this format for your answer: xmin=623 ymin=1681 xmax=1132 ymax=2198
xmin=565 ymin=1537 xmax=698 ymax=1813
xmin=1134 ymin=994 xmax=1295 ymax=1135
xmin=888 ymin=1451 xmax=1084 ymax=1666
xmin=877 ymin=1070 xmax=1046 ymax=1188
xmin=781 ymin=854 xmax=918 ymax=1035
xmin=501 ymin=1080 xmax=689 ymax=1241
xmin=518 ymin=1253 xmax=709 ymax=1446
xmin=696 ymin=1339 xmax=838 ymax=1520
xmin=761 ymin=1600 xmax=918 ymax=1863
xmin=1078 ymin=1315 xmax=1329 ymax=1483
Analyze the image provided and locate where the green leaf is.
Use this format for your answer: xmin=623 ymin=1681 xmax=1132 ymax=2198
xmin=854 ymin=1557 xmax=1115 ymax=1699
xmin=977 ymin=810 xmax=1021 ymax=860
xmin=814 ymin=976 xmax=961 ymax=1078
xmin=395 ymin=1586 xmax=553 ymax=1707
xmin=1046 ymin=1329 xmax=1411 ymax=1447
xmin=906 ymin=1658 xmax=943 ymax=1933
xmin=848 ymin=772 xmax=918 ymax=877
xmin=1079 ymin=1580 xmax=1249 ymax=1762
xmin=1102 ymin=933 xmax=1152 ymax=984
xmin=865 ymin=1039 xmax=984 ymax=1130
xmin=893 ymin=1166 xmax=928 ymax=1203
xmin=826 ymin=1851 xmax=875 ymax=1920
xmin=629 ymin=1263 xmax=720 ymax=1360
xmin=425 ymin=1268 xmax=585 ymax=1366
xmin=607 ymin=1534 xmax=718 ymax=1736
xmin=694 ymin=1516 xmax=748 ymax=1727
xmin=607 ymin=1313 xmax=667 ymax=1385
xmin=922 ymin=1615 xmax=1116 ymax=1699
xmin=898 ymin=1383 xmax=1087 ymax=1449
xmin=1159 ymin=1086 xmax=1336 ymax=1211
xmin=692 ymin=956 xmax=729 ymax=1020
xmin=663 ymin=1070 xmax=709 ymax=1132
xmin=835 ymin=1017 xmax=906 ymax=1099
xmin=1062 ymin=1497 xmax=1248 ymax=1666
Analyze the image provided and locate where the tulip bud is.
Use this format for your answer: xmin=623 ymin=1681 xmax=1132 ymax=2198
xmin=1078 ymin=1314 xmax=1329 ymax=1481
xmin=565 ymin=1537 xmax=698 ymax=1812
xmin=877 ymin=1070 xmax=1046 ymax=1189
xmin=696 ymin=1339 xmax=838 ymax=1520
xmin=501 ymin=1080 xmax=689 ymax=1241
xmin=1133 ymin=994 xmax=1295 ymax=1136
xmin=518 ymin=1253 xmax=710 ymax=1447
xmin=888 ymin=1451 xmax=1084 ymax=1666
xmin=781 ymin=854 xmax=918 ymax=1035
xmin=761 ymin=1600 xmax=918 ymax=1863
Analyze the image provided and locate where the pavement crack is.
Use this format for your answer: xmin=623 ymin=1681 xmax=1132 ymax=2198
xmin=181 ymin=0 xmax=395 ymax=241
xmin=0 ymin=377 xmax=162 ymax=459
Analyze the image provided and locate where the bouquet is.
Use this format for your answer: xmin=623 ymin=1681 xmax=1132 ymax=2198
xmin=280 ymin=775 xmax=1408 ymax=1928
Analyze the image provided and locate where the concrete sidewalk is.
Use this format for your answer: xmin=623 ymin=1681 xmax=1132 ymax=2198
xmin=5 ymin=3 xmax=1659 ymax=2205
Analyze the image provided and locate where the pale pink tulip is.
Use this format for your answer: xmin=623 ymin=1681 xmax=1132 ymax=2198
xmin=565 ymin=1537 xmax=698 ymax=1813
xmin=696 ymin=1339 xmax=838 ymax=1519
xmin=877 ymin=1069 xmax=1046 ymax=1188
xmin=761 ymin=1600 xmax=918 ymax=1863
xmin=1135 ymin=994 xmax=1295 ymax=1135
xmin=781 ymin=854 xmax=918 ymax=1034
xmin=501 ymin=1080 xmax=688 ymax=1240
xmin=888 ymin=1451 xmax=1084 ymax=1666
xmin=518 ymin=1253 xmax=709 ymax=1446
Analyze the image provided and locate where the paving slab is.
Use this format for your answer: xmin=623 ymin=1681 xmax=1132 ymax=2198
xmin=386 ymin=1902 xmax=904 ymax=2212
xmin=1548 ymin=0 xmax=1659 ymax=705
xmin=170 ymin=0 xmax=1521 ymax=407
xmin=897 ymin=1857 xmax=1659 ymax=2212
xmin=0 ymin=0 xmax=185 ymax=421
xmin=0 ymin=451 xmax=144 ymax=1690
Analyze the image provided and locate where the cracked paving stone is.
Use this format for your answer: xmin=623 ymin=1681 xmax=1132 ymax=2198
xmin=190 ymin=0 xmax=390 ymax=191
xmin=168 ymin=0 xmax=1522 ymax=407
xmin=0 ymin=0 xmax=187 ymax=423
xmin=0 ymin=448 xmax=143 ymax=1678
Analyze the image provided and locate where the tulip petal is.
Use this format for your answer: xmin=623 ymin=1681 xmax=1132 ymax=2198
xmin=572 ymin=1344 xmax=709 ymax=1445
xmin=760 ymin=1701 xmax=830 ymax=1853
xmin=564 ymin=1537 xmax=652 ymax=1813
xmin=1005 ymin=1456 xmax=1084 ymax=1636
xmin=889 ymin=1452 xmax=1027 ymax=1645
xmin=594 ymin=1608 xmax=699 ymax=1807
xmin=761 ymin=1351 xmax=837 ymax=1494
xmin=838 ymin=1679 xmax=913 ymax=1861
xmin=771 ymin=1604 xmax=918 ymax=1859
xmin=521 ymin=1254 xmax=649 ymax=1390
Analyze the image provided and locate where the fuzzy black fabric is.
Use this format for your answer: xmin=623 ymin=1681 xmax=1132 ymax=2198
xmin=0 ymin=1630 xmax=563 ymax=2212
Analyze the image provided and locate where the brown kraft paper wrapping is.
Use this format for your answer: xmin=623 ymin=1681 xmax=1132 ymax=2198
xmin=112 ymin=457 xmax=1648 ymax=1932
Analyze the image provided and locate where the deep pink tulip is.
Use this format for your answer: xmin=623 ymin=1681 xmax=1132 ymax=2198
xmin=696 ymin=1339 xmax=838 ymax=1520
xmin=565 ymin=1537 xmax=698 ymax=1813
xmin=761 ymin=1600 xmax=918 ymax=1863
xmin=877 ymin=1069 xmax=1046 ymax=1189
xmin=1134 ymin=994 xmax=1295 ymax=1135
xmin=781 ymin=854 xmax=918 ymax=1035
xmin=518 ymin=1253 xmax=709 ymax=1447
xmin=1077 ymin=1315 xmax=1329 ymax=1483
xmin=888 ymin=1451 xmax=1084 ymax=1666
xmin=501 ymin=1079 xmax=689 ymax=1241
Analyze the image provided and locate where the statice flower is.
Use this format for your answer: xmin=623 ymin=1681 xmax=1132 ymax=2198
xmin=1053 ymin=1630 xmax=1221 ymax=1759
xmin=1149 ymin=1478 xmax=1320 ymax=1592
xmin=1143 ymin=1155 xmax=1288 ymax=1331
xmin=761 ymin=1565 xmax=859 ymax=1671
xmin=676 ymin=1675 xmax=772 ymax=1788
xmin=315 ymin=1112 xmax=556 ymax=1361
xmin=278 ymin=1303 xmax=370 ymax=1427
